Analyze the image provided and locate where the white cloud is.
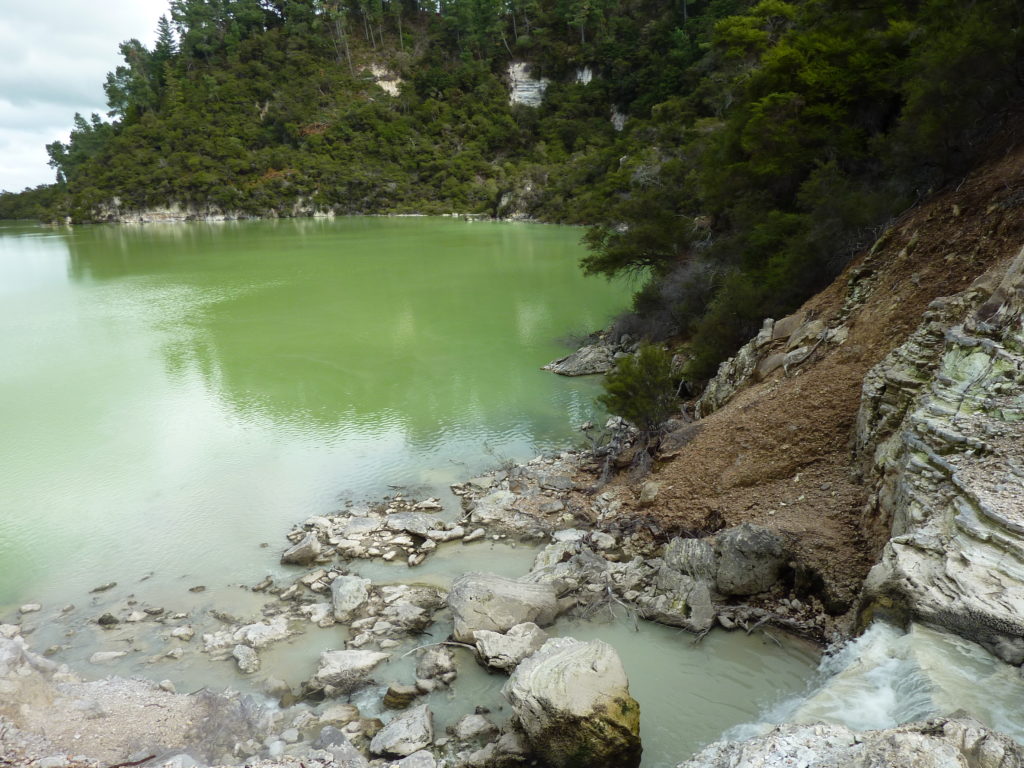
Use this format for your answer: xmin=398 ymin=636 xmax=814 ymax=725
xmin=0 ymin=0 xmax=169 ymax=192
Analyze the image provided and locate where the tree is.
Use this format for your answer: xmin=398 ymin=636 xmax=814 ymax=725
xmin=598 ymin=343 xmax=676 ymax=433
xmin=104 ymin=39 xmax=158 ymax=121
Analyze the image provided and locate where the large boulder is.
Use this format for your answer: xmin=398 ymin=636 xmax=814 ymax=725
xmin=714 ymin=524 xmax=787 ymax=596
xmin=282 ymin=531 xmax=321 ymax=565
xmin=331 ymin=575 xmax=371 ymax=622
xmin=369 ymin=704 xmax=433 ymax=758
xmin=503 ymin=638 xmax=641 ymax=768
xmin=678 ymin=717 xmax=1024 ymax=768
xmin=473 ymin=622 xmax=548 ymax=671
xmin=448 ymin=573 xmax=559 ymax=643
xmin=312 ymin=649 xmax=390 ymax=693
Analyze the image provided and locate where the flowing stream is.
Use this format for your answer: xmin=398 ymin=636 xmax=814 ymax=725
xmin=1 ymin=218 xmax=1019 ymax=765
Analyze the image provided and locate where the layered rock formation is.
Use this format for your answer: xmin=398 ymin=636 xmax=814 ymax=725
xmin=858 ymin=247 xmax=1024 ymax=664
xmin=447 ymin=573 xmax=559 ymax=643
xmin=503 ymin=638 xmax=641 ymax=768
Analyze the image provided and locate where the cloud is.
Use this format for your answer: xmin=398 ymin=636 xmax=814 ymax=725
xmin=0 ymin=0 xmax=169 ymax=192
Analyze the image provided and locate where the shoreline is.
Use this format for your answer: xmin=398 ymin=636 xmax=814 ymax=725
xmin=29 ymin=204 xmax=551 ymax=227
xmin=0 ymin=441 xmax=834 ymax=768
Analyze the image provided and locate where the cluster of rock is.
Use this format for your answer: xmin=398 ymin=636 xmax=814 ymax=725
xmin=204 ymin=577 xmax=444 ymax=679
xmin=523 ymin=521 xmax=832 ymax=640
xmin=450 ymin=453 xmax=588 ymax=538
xmin=281 ymin=495 xmax=468 ymax=568
xmin=857 ymin=247 xmax=1024 ymax=664
xmin=265 ymin=567 xmax=641 ymax=768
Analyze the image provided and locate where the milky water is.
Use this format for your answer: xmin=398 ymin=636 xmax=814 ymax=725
xmin=0 ymin=217 xmax=827 ymax=765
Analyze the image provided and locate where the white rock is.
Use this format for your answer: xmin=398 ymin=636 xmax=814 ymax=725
xmin=89 ymin=651 xmax=127 ymax=664
xmin=473 ymin=622 xmax=548 ymax=671
xmin=281 ymin=531 xmax=321 ymax=565
xmin=369 ymin=704 xmax=433 ymax=758
xmin=452 ymin=713 xmax=498 ymax=741
xmin=463 ymin=528 xmax=486 ymax=543
xmin=448 ymin=573 xmax=558 ymax=642
xmin=331 ymin=575 xmax=371 ymax=622
xmin=233 ymin=616 xmax=291 ymax=648
xmin=396 ymin=750 xmax=437 ymax=768
xmin=232 ymin=644 xmax=260 ymax=674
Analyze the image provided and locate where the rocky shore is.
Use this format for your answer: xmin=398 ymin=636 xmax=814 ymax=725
xmin=0 ymin=441 xmax=839 ymax=768
xmin=5 ymin=405 xmax=1024 ymax=767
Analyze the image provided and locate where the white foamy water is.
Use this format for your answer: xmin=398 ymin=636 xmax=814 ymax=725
xmin=727 ymin=621 xmax=1024 ymax=744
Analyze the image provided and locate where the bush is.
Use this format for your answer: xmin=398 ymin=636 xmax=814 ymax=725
xmin=597 ymin=343 xmax=677 ymax=432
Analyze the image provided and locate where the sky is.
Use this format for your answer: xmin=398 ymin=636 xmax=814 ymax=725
xmin=0 ymin=0 xmax=169 ymax=192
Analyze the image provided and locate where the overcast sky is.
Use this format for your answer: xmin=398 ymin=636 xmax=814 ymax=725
xmin=0 ymin=0 xmax=169 ymax=192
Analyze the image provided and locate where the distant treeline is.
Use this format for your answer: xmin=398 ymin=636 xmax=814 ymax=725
xmin=3 ymin=0 xmax=1021 ymax=378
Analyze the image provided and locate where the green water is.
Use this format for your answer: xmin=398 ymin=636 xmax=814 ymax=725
xmin=0 ymin=217 xmax=628 ymax=608
xmin=0 ymin=217 xmax=824 ymax=767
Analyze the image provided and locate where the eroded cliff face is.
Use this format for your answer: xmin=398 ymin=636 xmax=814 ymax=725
xmin=858 ymin=248 xmax=1024 ymax=664
xmin=91 ymin=198 xmax=336 ymax=223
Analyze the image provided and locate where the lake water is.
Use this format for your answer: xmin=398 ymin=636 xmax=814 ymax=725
xmin=0 ymin=217 xmax=824 ymax=765
xmin=0 ymin=216 xmax=630 ymax=607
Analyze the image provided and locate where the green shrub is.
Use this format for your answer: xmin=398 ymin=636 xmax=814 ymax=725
xmin=597 ymin=343 xmax=677 ymax=432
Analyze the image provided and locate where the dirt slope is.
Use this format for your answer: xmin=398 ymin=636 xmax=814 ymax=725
xmin=615 ymin=132 xmax=1024 ymax=612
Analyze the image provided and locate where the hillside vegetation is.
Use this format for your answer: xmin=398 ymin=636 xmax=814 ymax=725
xmin=2 ymin=0 xmax=1022 ymax=377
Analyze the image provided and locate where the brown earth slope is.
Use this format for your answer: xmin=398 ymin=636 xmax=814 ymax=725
xmin=614 ymin=133 xmax=1024 ymax=613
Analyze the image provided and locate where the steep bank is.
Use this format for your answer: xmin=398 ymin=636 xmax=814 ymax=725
xmin=607 ymin=135 xmax=1024 ymax=621
xmin=611 ymin=135 xmax=1024 ymax=763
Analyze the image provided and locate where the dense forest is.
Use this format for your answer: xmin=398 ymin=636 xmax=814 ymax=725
xmin=2 ymin=0 xmax=1022 ymax=378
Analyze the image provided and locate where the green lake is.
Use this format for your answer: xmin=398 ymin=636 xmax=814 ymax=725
xmin=0 ymin=217 xmax=824 ymax=766
xmin=0 ymin=216 xmax=632 ymax=607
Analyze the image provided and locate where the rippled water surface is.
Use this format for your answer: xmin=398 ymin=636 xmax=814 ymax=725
xmin=0 ymin=217 xmax=630 ymax=607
